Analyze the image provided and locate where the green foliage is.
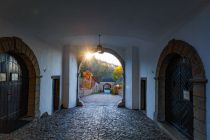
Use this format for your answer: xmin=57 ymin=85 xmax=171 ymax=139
xmin=112 ymin=66 xmax=123 ymax=81
xmin=79 ymin=57 xmax=115 ymax=82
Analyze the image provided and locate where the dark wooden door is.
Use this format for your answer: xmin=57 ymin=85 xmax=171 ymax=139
xmin=53 ymin=79 xmax=60 ymax=112
xmin=141 ymin=78 xmax=146 ymax=111
xmin=0 ymin=53 xmax=28 ymax=133
xmin=165 ymin=56 xmax=193 ymax=139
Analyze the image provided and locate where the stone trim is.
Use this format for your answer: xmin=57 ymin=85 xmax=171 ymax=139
xmin=155 ymin=39 xmax=207 ymax=140
xmin=0 ymin=37 xmax=41 ymax=118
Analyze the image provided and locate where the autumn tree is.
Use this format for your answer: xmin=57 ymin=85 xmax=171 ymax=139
xmin=79 ymin=57 xmax=115 ymax=82
xmin=112 ymin=66 xmax=123 ymax=81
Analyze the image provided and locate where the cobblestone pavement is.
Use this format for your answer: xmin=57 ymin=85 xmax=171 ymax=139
xmin=0 ymin=106 xmax=171 ymax=140
xmin=80 ymin=93 xmax=122 ymax=106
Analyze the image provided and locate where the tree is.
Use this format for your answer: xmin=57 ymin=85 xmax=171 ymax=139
xmin=112 ymin=66 xmax=123 ymax=81
xmin=83 ymin=70 xmax=92 ymax=80
xmin=79 ymin=62 xmax=88 ymax=77
xmin=79 ymin=56 xmax=115 ymax=82
xmin=82 ymin=70 xmax=93 ymax=89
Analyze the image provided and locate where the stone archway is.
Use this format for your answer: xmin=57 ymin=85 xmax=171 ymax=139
xmin=155 ymin=39 xmax=207 ymax=140
xmin=103 ymin=83 xmax=112 ymax=91
xmin=77 ymin=47 xmax=125 ymax=107
xmin=0 ymin=37 xmax=41 ymax=118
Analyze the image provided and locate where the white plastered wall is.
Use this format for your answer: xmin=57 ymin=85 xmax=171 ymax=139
xmin=138 ymin=4 xmax=210 ymax=139
xmin=0 ymin=18 xmax=63 ymax=115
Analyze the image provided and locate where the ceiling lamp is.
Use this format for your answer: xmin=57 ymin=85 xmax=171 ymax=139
xmin=96 ymin=34 xmax=104 ymax=54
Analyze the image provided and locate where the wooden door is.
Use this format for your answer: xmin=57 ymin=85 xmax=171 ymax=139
xmin=0 ymin=53 xmax=28 ymax=133
xmin=141 ymin=78 xmax=146 ymax=111
xmin=53 ymin=78 xmax=60 ymax=112
xmin=165 ymin=56 xmax=193 ymax=139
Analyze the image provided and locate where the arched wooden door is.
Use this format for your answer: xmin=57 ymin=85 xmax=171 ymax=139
xmin=165 ymin=55 xmax=193 ymax=139
xmin=0 ymin=53 xmax=29 ymax=133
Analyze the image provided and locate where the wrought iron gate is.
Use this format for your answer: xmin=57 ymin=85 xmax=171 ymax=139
xmin=0 ymin=53 xmax=29 ymax=133
xmin=165 ymin=55 xmax=193 ymax=139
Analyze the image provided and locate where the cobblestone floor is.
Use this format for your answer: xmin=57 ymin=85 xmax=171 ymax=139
xmin=0 ymin=106 xmax=171 ymax=140
xmin=80 ymin=93 xmax=122 ymax=106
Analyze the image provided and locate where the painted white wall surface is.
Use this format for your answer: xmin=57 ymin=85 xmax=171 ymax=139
xmin=139 ymin=44 xmax=160 ymax=119
xmin=62 ymin=46 xmax=70 ymax=108
xmin=38 ymin=46 xmax=62 ymax=115
xmin=125 ymin=47 xmax=133 ymax=109
xmin=0 ymin=18 xmax=63 ymax=116
xmin=62 ymin=46 xmax=78 ymax=109
xmin=125 ymin=46 xmax=140 ymax=109
xmin=132 ymin=47 xmax=140 ymax=109
xmin=68 ymin=48 xmax=78 ymax=108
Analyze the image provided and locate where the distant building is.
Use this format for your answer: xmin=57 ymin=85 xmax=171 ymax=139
xmin=79 ymin=76 xmax=99 ymax=97
xmin=99 ymin=77 xmax=115 ymax=94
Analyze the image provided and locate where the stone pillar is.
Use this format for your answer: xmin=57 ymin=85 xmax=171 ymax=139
xmin=68 ymin=49 xmax=78 ymax=108
xmin=125 ymin=46 xmax=140 ymax=109
xmin=191 ymin=79 xmax=207 ymax=140
xmin=62 ymin=46 xmax=78 ymax=108
xmin=62 ymin=46 xmax=70 ymax=108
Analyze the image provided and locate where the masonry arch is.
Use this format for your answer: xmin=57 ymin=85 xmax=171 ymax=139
xmin=0 ymin=37 xmax=41 ymax=119
xmin=156 ymin=39 xmax=207 ymax=139
xmin=77 ymin=47 xmax=125 ymax=107
xmin=103 ymin=83 xmax=112 ymax=91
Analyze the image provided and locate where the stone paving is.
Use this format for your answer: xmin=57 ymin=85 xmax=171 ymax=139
xmin=80 ymin=93 xmax=122 ymax=106
xmin=0 ymin=105 xmax=171 ymax=140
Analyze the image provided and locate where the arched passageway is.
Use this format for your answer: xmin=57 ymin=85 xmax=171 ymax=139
xmin=0 ymin=37 xmax=41 ymax=133
xmin=103 ymin=83 xmax=112 ymax=92
xmin=77 ymin=47 xmax=125 ymax=107
xmin=156 ymin=39 xmax=207 ymax=139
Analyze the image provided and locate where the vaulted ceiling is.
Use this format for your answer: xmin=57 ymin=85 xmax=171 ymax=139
xmin=0 ymin=0 xmax=209 ymax=47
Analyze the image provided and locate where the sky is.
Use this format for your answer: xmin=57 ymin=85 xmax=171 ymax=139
xmin=85 ymin=52 xmax=121 ymax=66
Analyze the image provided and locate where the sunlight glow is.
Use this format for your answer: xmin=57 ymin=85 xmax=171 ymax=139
xmin=85 ymin=52 xmax=93 ymax=60
xmin=84 ymin=51 xmax=121 ymax=66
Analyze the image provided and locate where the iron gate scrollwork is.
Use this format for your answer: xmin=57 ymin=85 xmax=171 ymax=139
xmin=165 ymin=55 xmax=193 ymax=139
